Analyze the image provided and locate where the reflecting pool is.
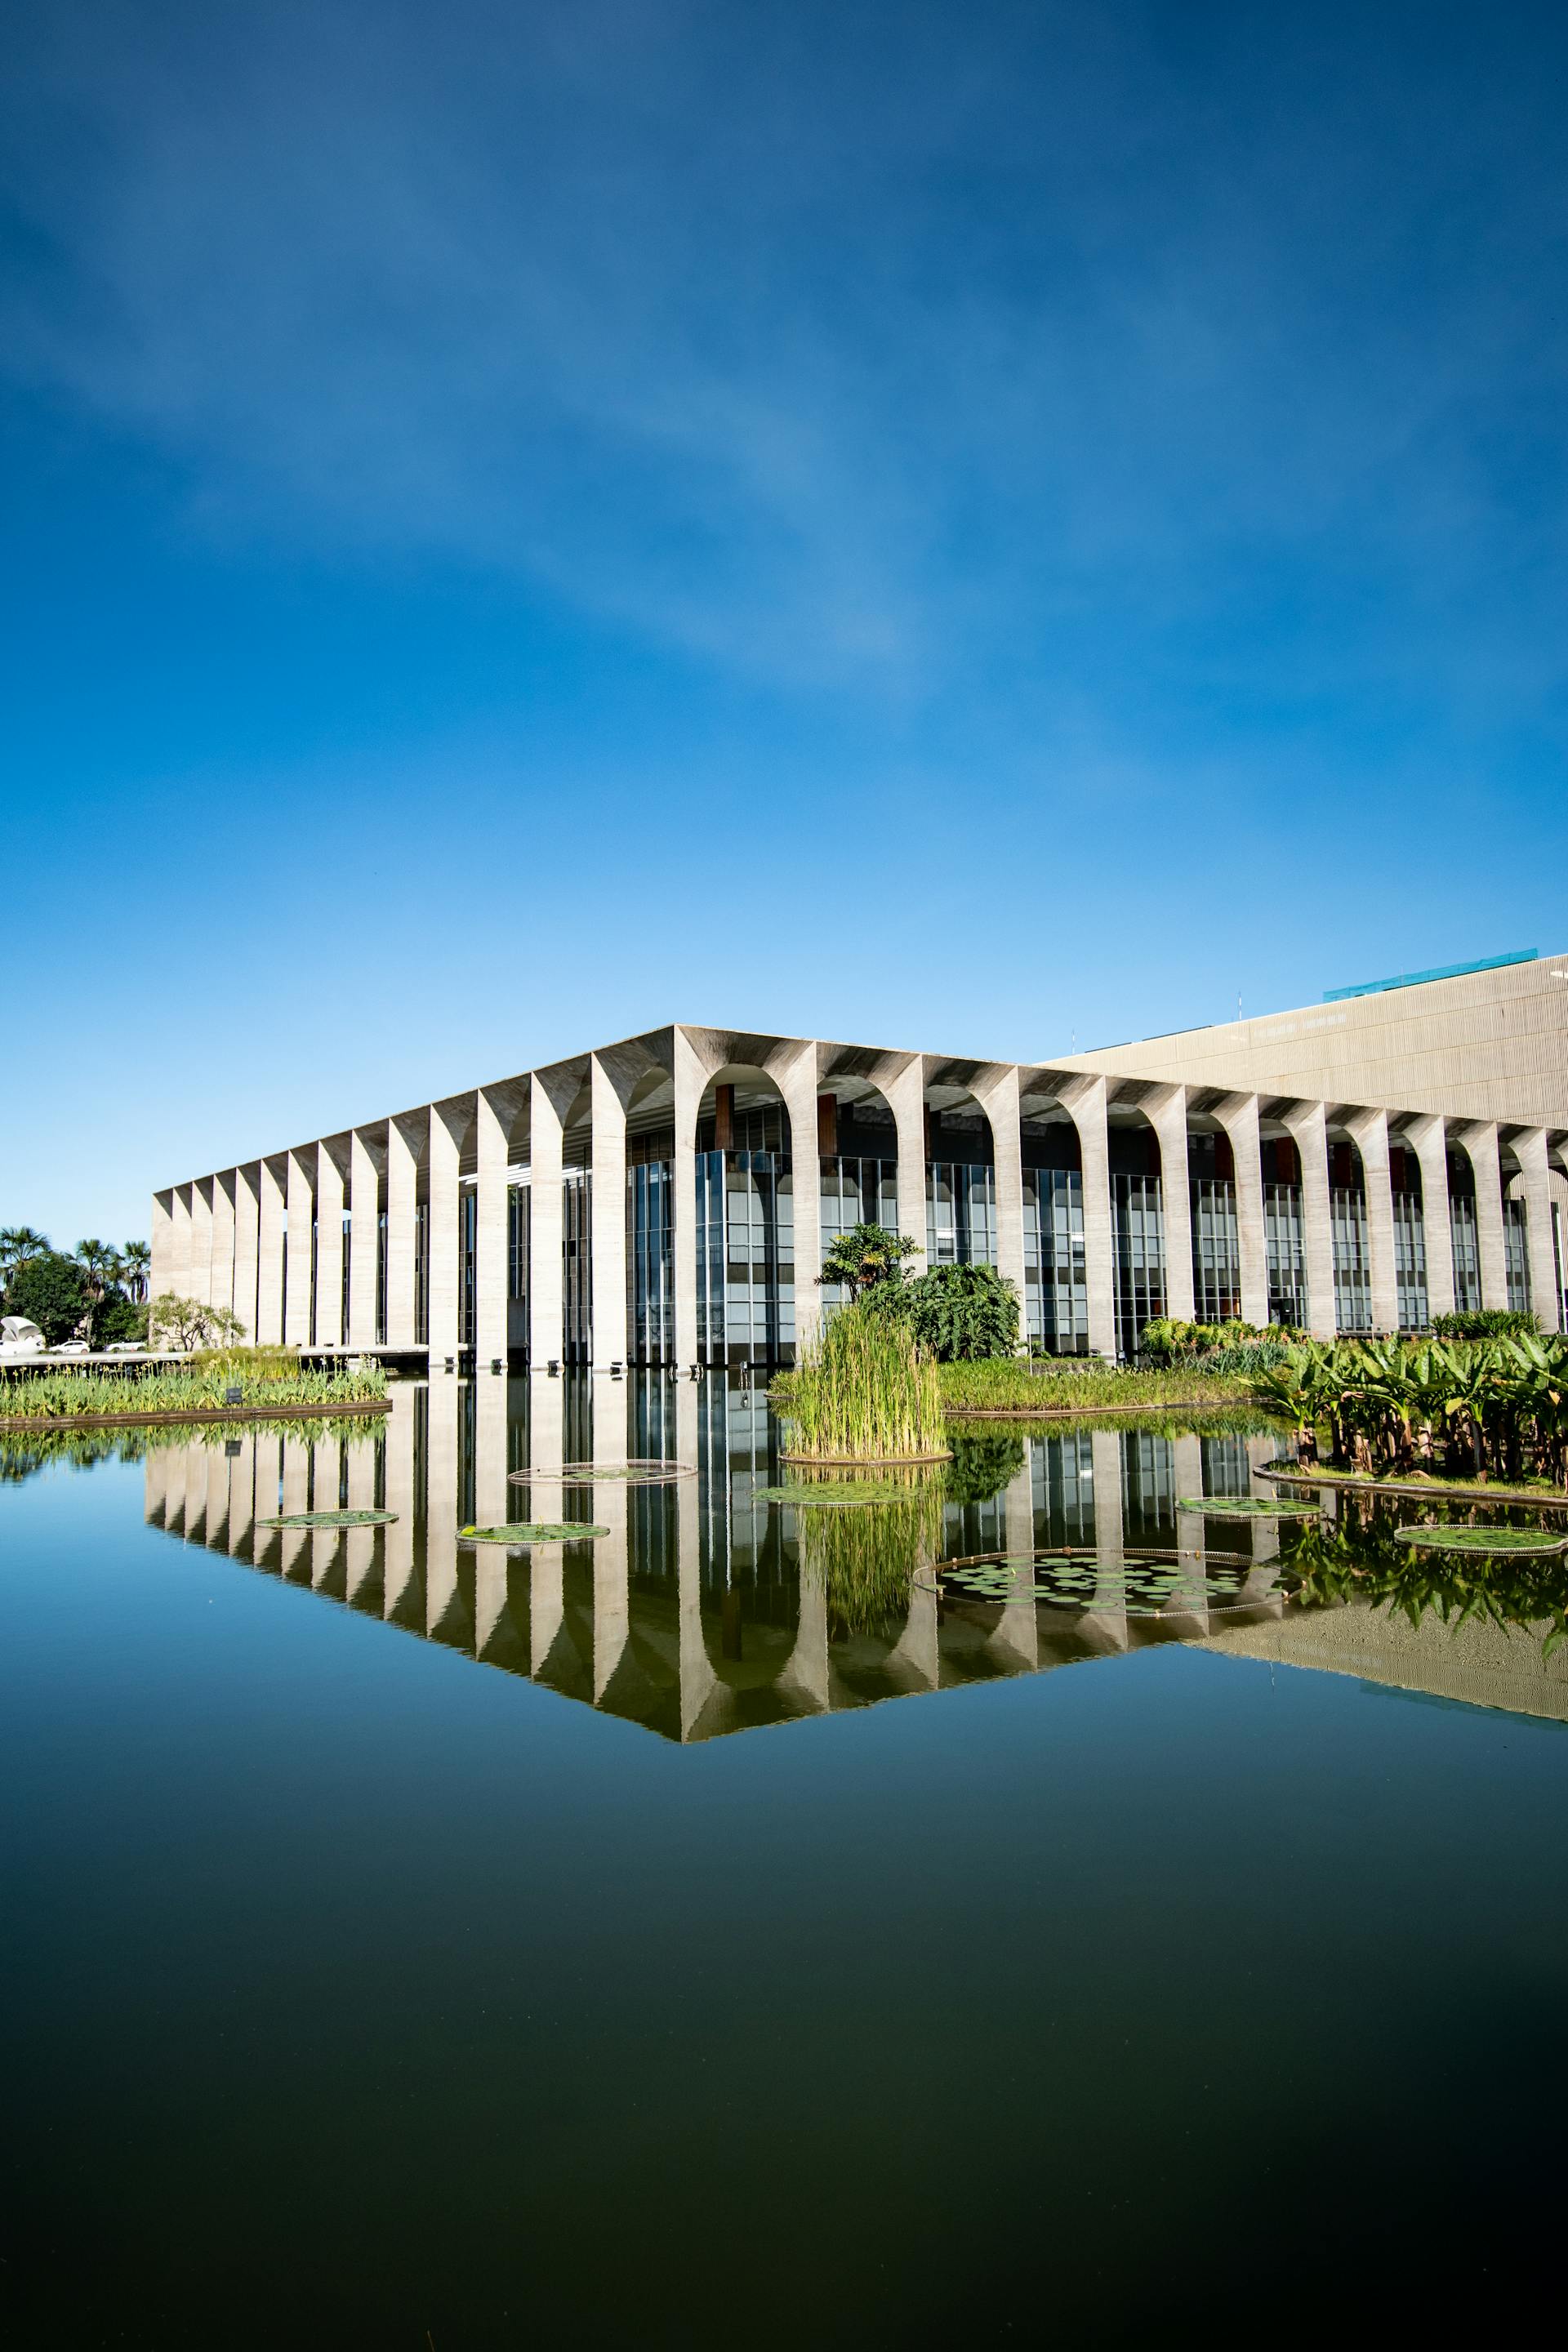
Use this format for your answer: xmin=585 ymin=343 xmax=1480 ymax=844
xmin=4 ymin=1373 xmax=1568 ymax=2345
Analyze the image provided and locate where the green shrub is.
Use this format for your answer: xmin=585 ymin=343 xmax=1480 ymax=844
xmin=4 ymin=1251 xmax=90 ymax=1343
xmin=866 ymin=1261 xmax=1020 ymax=1361
xmin=1431 ymin=1309 xmax=1539 ymax=1339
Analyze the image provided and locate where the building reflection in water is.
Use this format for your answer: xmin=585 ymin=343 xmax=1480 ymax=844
xmin=140 ymin=1374 xmax=1310 ymax=1744
xmin=143 ymin=1374 xmax=1568 ymax=1736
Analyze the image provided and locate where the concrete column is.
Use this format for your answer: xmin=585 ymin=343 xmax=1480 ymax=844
xmin=1459 ymin=1121 xmax=1509 ymax=1312
xmin=993 ymin=1460 xmax=1039 ymax=1669
xmin=150 ymin=1191 xmax=174 ymax=1303
xmin=232 ymin=1164 xmax=260 ymax=1340
xmin=347 ymin=1131 xmax=380 ymax=1348
xmin=884 ymin=1054 xmax=928 ymax=1270
xmin=188 ymin=1181 xmax=213 ymax=1308
xmin=1061 ymin=1076 xmax=1116 ymax=1357
xmin=1212 ymin=1093 xmax=1269 ymax=1328
xmin=1087 ymin=1428 xmax=1129 ymax=1650
xmin=426 ymin=1101 xmax=464 ymax=1372
xmin=474 ymin=1365 xmax=510 ymax=1528
xmin=278 ymin=1436 xmax=311 ymax=1579
xmin=424 ymin=1374 xmax=461 ymax=1633
xmin=672 ymin=1030 xmax=712 ymax=1370
xmin=528 ymin=1372 xmax=567 ymax=1674
xmin=314 ymin=1143 xmax=345 ymax=1349
xmin=384 ymin=1116 xmax=419 ymax=1348
xmin=343 ymin=1437 xmax=378 ymax=1604
xmin=474 ymin=1088 xmax=510 ymax=1370
xmin=381 ymin=1388 xmax=418 ymax=1620
xmin=590 ymin=1058 xmax=628 ymax=1367
xmin=528 ymin=1076 xmax=565 ymax=1368
xmin=310 ymin=1437 xmax=344 ymax=1588
xmin=283 ymin=1150 xmax=314 ymax=1347
xmin=226 ymin=1432 xmax=256 ymax=1561
xmin=1513 ymin=1129 xmax=1561 ymax=1333
xmin=1405 ymin=1113 xmax=1455 ymax=1322
xmin=256 ymin=1157 xmax=287 ymax=1345
xmin=974 ymin=1064 xmax=1027 ymax=1315
xmin=1345 ymin=1108 xmax=1398 ymax=1334
xmin=592 ymin=1379 xmax=630 ymax=1701
xmin=1280 ymin=1102 xmax=1336 ymax=1341
xmin=170 ymin=1186 xmax=193 ymax=1301
xmin=1145 ymin=1085 xmax=1195 ymax=1323
xmin=209 ymin=1174 xmax=236 ymax=1319
xmin=771 ymin=1040 xmax=822 ymax=1350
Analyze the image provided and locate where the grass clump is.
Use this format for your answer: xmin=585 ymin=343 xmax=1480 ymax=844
xmin=780 ymin=1303 xmax=947 ymax=1463
xmin=937 ymin=1359 xmax=1256 ymax=1413
xmin=0 ymin=1358 xmax=389 ymax=1423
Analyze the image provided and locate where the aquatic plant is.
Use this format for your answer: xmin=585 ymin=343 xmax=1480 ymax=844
xmin=1393 ymin=1524 xmax=1566 ymax=1557
xmin=0 ymin=1358 xmax=389 ymax=1421
xmin=934 ymin=1358 xmax=1262 ymax=1412
xmin=258 ymin=1508 xmax=397 ymax=1530
xmin=1176 ymin=1494 xmax=1321 ymax=1518
xmin=459 ymin=1522 xmax=610 ymax=1544
xmin=781 ymin=1301 xmax=947 ymax=1463
xmin=1281 ymin=1513 xmax=1568 ymax=1655
xmin=797 ymin=1480 xmax=944 ymax=1634
xmin=1246 ymin=1334 xmax=1568 ymax=1487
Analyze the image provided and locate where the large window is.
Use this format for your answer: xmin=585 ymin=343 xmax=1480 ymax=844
xmin=458 ymin=1187 xmax=476 ymax=1350
xmin=1190 ymin=1178 xmax=1241 ymax=1324
xmin=1111 ymin=1174 xmax=1165 ymax=1359
xmin=412 ymin=1201 xmax=428 ymax=1346
xmin=819 ymin=1157 xmax=898 ymax=1308
xmin=376 ymin=1205 xmax=387 ymax=1344
xmin=1330 ymin=1188 xmax=1371 ymax=1331
xmin=926 ymin=1163 xmax=996 ymax=1267
xmin=1023 ymin=1168 xmax=1088 ymax=1353
xmin=1504 ymin=1197 xmax=1531 ymax=1312
xmin=1450 ymin=1194 xmax=1481 ymax=1312
xmin=341 ymin=1212 xmax=350 ymax=1343
xmin=1264 ymin=1184 xmax=1307 ymax=1327
xmin=696 ymin=1149 xmax=795 ymax=1365
xmin=563 ymin=1171 xmax=592 ymax=1363
xmin=628 ymin=1160 xmax=674 ymax=1362
xmin=1392 ymin=1188 xmax=1428 ymax=1330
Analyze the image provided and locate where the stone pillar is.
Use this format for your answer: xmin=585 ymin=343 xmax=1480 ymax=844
xmin=672 ymin=1030 xmax=712 ymax=1370
xmin=1061 ymin=1076 xmax=1116 ymax=1357
xmin=424 ymin=1373 xmax=461 ymax=1633
xmin=1459 ymin=1121 xmax=1509 ymax=1312
xmin=188 ymin=1181 xmax=213 ymax=1307
xmin=1145 ymin=1085 xmax=1195 ymax=1323
xmin=232 ymin=1164 xmax=260 ymax=1340
xmin=1088 ymin=1428 xmax=1128 ymax=1649
xmin=884 ymin=1054 xmax=928 ymax=1271
xmin=283 ymin=1150 xmax=314 ymax=1347
xmin=1513 ymin=1129 xmax=1561 ymax=1333
xmin=347 ymin=1131 xmax=380 ymax=1348
xmin=384 ymin=1116 xmax=419 ymax=1348
xmin=170 ymin=1186 xmax=193 ymax=1302
xmin=474 ymin=1088 xmax=510 ymax=1370
xmin=256 ymin=1157 xmax=287 ymax=1345
xmin=528 ymin=1075 xmax=565 ymax=1369
xmin=209 ymin=1174 xmax=236 ymax=1319
xmin=992 ymin=1459 xmax=1039 ymax=1669
xmin=1212 ymin=1094 xmax=1269 ymax=1328
xmin=381 ymin=1387 xmax=418 ymax=1621
xmin=974 ymin=1064 xmax=1027 ymax=1316
xmin=426 ymin=1101 xmax=464 ymax=1372
xmin=314 ymin=1143 xmax=345 ymax=1349
xmin=590 ymin=1057 xmax=628 ymax=1367
xmin=771 ymin=1040 xmax=822 ymax=1350
xmin=150 ymin=1191 xmax=174 ymax=1303
xmin=1280 ymin=1102 xmax=1336 ymax=1341
xmin=226 ymin=1432 xmax=256 ymax=1562
xmin=1344 ymin=1108 xmax=1398 ymax=1334
xmin=474 ymin=1365 xmax=510 ymax=1529
xmin=592 ymin=1379 xmax=630 ymax=1701
xmin=1405 ymin=1113 xmax=1455 ymax=1322
xmin=343 ymin=1437 xmax=378 ymax=1604
xmin=528 ymin=1373 xmax=567 ymax=1674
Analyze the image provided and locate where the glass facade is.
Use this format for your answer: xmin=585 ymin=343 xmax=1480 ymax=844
xmin=458 ymin=1187 xmax=476 ymax=1350
xmin=1450 ymin=1193 xmax=1481 ymax=1312
xmin=1022 ymin=1168 xmax=1088 ymax=1353
xmin=1111 ymin=1174 xmax=1165 ymax=1359
xmin=1264 ymin=1183 xmax=1307 ymax=1326
xmin=563 ymin=1171 xmax=592 ymax=1364
xmin=1330 ymin=1187 xmax=1371 ymax=1331
xmin=926 ymin=1163 xmax=997 ymax=1267
xmin=508 ymin=1185 xmax=529 ymax=1306
xmin=1503 ymin=1196 xmax=1531 ymax=1312
xmin=376 ymin=1205 xmax=387 ymax=1344
xmin=629 ymin=1160 xmax=675 ymax=1363
xmin=412 ymin=1201 xmax=428 ymax=1347
xmin=1392 ymin=1188 xmax=1428 ymax=1330
xmin=696 ymin=1150 xmax=794 ymax=1365
xmin=341 ymin=1212 xmax=350 ymax=1345
xmin=818 ymin=1156 xmax=898 ymax=1310
xmin=1190 ymin=1178 xmax=1241 ymax=1324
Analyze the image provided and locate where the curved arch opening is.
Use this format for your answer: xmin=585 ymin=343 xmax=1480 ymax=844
xmin=924 ymin=1081 xmax=996 ymax=1271
xmin=1445 ymin=1135 xmax=1481 ymax=1313
xmin=1326 ymin=1129 xmax=1371 ymax=1333
xmin=1107 ymin=1104 xmax=1166 ymax=1357
xmin=1020 ymin=1089 xmax=1087 ymax=1355
xmin=817 ymin=1075 xmax=900 ymax=1307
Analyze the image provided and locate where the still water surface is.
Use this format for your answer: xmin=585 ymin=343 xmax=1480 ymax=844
xmin=3 ymin=1374 xmax=1567 ymax=2346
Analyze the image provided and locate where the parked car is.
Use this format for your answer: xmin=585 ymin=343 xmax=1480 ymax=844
xmin=104 ymin=1342 xmax=145 ymax=1356
xmin=51 ymin=1339 xmax=91 ymax=1356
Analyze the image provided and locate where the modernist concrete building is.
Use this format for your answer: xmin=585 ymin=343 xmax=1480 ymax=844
xmin=152 ymin=951 xmax=1568 ymax=1365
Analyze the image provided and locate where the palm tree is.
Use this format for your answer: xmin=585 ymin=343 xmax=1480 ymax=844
xmin=121 ymin=1239 xmax=151 ymax=1304
xmin=0 ymin=1226 xmax=51 ymax=1290
xmin=817 ymin=1223 xmax=920 ymax=1300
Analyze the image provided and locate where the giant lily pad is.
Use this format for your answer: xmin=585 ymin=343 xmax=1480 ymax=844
xmin=258 ymin=1508 xmax=397 ymax=1529
xmin=760 ymin=1481 xmax=933 ymax=1509
xmin=1177 ymin=1495 xmax=1321 ymax=1518
xmin=460 ymin=1522 xmax=610 ymax=1545
xmin=1394 ymin=1525 xmax=1567 ymax=1557
xmin=510 ymin=1459 xmax=694 ymax=1486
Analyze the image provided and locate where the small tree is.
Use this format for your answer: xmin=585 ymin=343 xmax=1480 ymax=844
xmin=0 ymin=1227 xmax=51 ymax=1289
xmin=817 ymin=1223 xmax=920 ymax=1300
xmin=4 ymin=1250 xmax=91 ymax=1344
xmin=148 ymin=1294 xmax=246 ymax=1352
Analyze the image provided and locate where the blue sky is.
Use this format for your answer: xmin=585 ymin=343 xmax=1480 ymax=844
xmin=4 ymin=0 xmax=1566 ymax=1245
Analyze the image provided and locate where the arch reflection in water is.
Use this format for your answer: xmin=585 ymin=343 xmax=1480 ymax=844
xmin=139 ymin=1376 xmax=1301 ymax=1742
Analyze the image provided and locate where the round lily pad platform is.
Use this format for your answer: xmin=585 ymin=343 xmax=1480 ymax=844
xmin=759 ymin=1481 xmax=927 ymax=1509
xmin=258 ymin=1508 xmax=398 ymax=1530
xmin=459 ymin=1522 xmax=612 ymax=1546
xmin=510 ymin=1459 xmax=695 ymax=1486
xmin=778 ymin=1450 xmax=952 ymax=1468
xmin=1394 ymin=1524 xmax=1568 ymax=1557
xmin=1177 ymin=1495 xmax=1321 ymax=1518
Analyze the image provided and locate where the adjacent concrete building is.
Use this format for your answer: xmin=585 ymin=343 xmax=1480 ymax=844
xmin=153 ymin=953 xmax=1568 ymax=1364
